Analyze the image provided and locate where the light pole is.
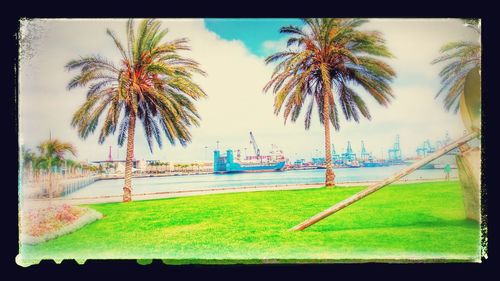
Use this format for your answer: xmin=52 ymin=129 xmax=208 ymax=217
xmin=204 ymin=146 xmax=208 ymax=160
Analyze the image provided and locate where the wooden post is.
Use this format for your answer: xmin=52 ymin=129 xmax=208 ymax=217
xmin=291 ymin=131 xmax=479 ymax=231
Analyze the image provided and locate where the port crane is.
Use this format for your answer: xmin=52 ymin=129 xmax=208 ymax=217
xmin=341 ymin=141 xmax=357 ymax=162
xmin=417 ymin=132 xmax=457 ymax=157
xmin=332 ymin=144 xmax=340 ymax=162
xmin=416 ymin=140 xmax=435 ymax=157
xmin=360 ymin=141 xmax=371 ymax=161
xmin=249 ymin=131 xmax=261 ymax=157
xmin=388 ymin=135 xmax=402 ymax=162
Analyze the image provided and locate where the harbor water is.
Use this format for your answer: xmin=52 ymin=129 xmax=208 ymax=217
xmin=65 ymin=165 xmax=458 ymax=199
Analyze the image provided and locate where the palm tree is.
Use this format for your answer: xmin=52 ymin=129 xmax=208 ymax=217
xmin=65 ymin=159 xmax=78 ymax=176
xmin=264 ymin=18 xmax=396 ymax=187
xmin=37 ymin=139 xmax=77 ymax=199
xmin=21 ymin=146 xmax=37 ymax=177
xmin=431 ymin=19 xmax=481 ymax=132
xmin=432 ymin=19 xmax=481 ymax=221
xmin=66 ymin=19 xmax=207 ymax=202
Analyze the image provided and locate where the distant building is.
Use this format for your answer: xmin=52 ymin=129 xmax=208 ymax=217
xmin=91 ymin=160 xmax=140 ymax=173
xmin=293 ymin=159 xmax=306 ymax=166
xmin=311 ymin=157 xmax=325 ymax=165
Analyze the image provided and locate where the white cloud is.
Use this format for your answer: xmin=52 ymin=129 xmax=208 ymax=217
xmin=19 ymin=19 xmax=479 ymax=163
xmin=245 ymin=19 xmax=478 ymax=159
xmin=19 ymin=19 xmax=310 ymax=162
xmin=261 ymin=37 xmax=289 ymax=57
xmin=364 ymin=19 xmax=479 ymax=80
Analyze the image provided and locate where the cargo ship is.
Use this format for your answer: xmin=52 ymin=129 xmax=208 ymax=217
xmin=362 ymin=160 xmax=388 ymax=167
xmin=213 ymin=132 xmax=286 ymax=174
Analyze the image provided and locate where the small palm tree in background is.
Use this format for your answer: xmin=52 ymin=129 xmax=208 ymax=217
xmin=37 ymin=139 xmax=77 ymax=199
xmin=21 ymin=146 xmax=37 ymax=177
xmin=264 ymin=18 xmax=396 ymax=187
xmin=66 ymin=19 xmax=207 ymax=202
xmin=64 ymin=159 xmax=78 ymax=175
xmin=432 ymin=19 xmax=481 ymax=133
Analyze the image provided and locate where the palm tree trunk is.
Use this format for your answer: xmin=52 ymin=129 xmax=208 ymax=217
xmin=123 ymin=111 xmax=136 ymax=202
xmin=320 ymin=64 xmax=335 ymax=187
xmin=48 ymin=160 xmax=53 ymax=202
xmin=456 ymin=143 xmax=481 ymax=222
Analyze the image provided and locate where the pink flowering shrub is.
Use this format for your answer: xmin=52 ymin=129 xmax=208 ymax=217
xmin=21 ymin=204 xmax=85 ymax=237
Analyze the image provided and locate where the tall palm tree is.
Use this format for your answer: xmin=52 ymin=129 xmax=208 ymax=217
xmin=264 ymin=18 xmax=396 ymax=187
xmin=431 ymin=19 xmax=480 ymax=131
xmin=37 ymin=139 xmax=77 ymax=199
xmin=66 ymin=19 xmax=207 ymax=202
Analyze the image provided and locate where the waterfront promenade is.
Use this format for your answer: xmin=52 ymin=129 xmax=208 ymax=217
xmin=22 ymin=174 xmax=100 ymax=199
xmin=25 ymin=177 xmax=458 ymax=205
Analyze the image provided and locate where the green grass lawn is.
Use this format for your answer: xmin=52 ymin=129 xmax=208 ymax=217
xmin=19 ymin=181 xmax=481 ymax=262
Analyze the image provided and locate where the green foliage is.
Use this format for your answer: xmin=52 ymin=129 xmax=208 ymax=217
xmin=264 ymin=18 xmax=396 ymax=130
xmin=149 ymin=161 xmax=170 ymax=167
xmin=463 ymin=18 xmax=480 ymax=26
xmin=37 ymin=139 xmax=77 ymax=159
xmin=136 ymin=259 xmax=153 ymax=265
xmin=66 ymin=19 xmax=207 ymax=152
xmin=20 ymin=141 xmax=98 ymax=174
xmin=21 ymin=146 xmax=37 ymax=170
xmin=22 ymin=139 xmax=77 ymax=172
xmin=21 ymin=181 xmax=480 ymax=261
xmin=463 ymin=19 xmax=481 ymax=33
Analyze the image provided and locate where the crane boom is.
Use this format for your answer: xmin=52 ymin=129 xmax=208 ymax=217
xmin=249 ymin=131 xmax=261 ymax=156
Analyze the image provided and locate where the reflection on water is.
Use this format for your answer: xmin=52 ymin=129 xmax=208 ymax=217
xmin=65 ymin=165 xmax=458 ymax=199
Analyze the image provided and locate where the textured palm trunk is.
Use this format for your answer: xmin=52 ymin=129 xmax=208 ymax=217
xmin=456 ymin=67 xmax=481 ymax=222
xmin=48 ymin=160 xmax=53 ymax=203
xmin=456 ymin=143 xmax=481 ymax=222
xmin=123 ymin=112 xmax=136 ymax=202
xmin=320 ymin=64 xmax=335 ymax=187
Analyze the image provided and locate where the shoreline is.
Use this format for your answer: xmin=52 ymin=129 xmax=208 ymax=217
xmin=99 ymin=172 xmax=213 ymax=180
xmin=99 ymin=166 xmax=456 ymax=180
xmin=24 ymin=177 xmax=458 ymax=206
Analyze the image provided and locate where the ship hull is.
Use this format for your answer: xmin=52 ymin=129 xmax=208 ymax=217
xmin=363 ymin=162 xmax=386 ymax=167
xmin=214 ymin=161 xmax=286 ymax=174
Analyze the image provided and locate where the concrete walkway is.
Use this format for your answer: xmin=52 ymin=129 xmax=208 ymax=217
xmin=23 ymin=177 xmax=456 ymax=206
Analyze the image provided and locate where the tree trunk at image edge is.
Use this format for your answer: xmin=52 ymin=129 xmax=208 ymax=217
xmin=456 ymin=144 xmax=481 ymax=222
xmin=123 ymin=112 xmax=136 ymax=202
xmin=48 ymin=160 xmax=53 ymax=203
xmin=321 ymin=64 xmax=335 ymax=187
xmin=456 ymin=68 xmax=481 ymax=222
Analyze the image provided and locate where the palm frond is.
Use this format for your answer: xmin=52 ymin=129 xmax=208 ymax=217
xmin=106 ymin=29 xmax=128 ymax=61
xmin=264 ymin=18 xmax=395 ymax=130
xmin=68 ymin=18 xmax=207 ymax=154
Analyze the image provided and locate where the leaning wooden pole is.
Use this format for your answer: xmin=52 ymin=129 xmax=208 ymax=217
xmin=291 ymin=131 xmax=479 ymax=231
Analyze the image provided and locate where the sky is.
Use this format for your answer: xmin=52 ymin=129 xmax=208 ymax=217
xmin=204 ymin=18 xmax=303 ymax=57
xmin=18 ymin=18 xmax=480 ymax=163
